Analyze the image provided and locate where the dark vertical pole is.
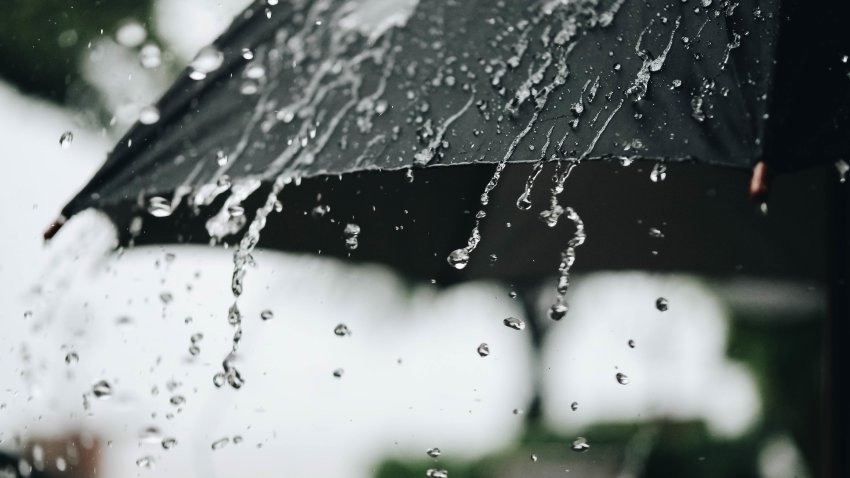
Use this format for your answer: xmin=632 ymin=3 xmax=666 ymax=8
xmin=518 ymin=285 xmax=546 ymax=423
xmin=825 ymin=173 xmax=849 ymax=477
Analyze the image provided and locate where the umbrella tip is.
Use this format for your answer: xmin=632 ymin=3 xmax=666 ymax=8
xmin=749 ymin=161 xmax=770 ymax=205
xmin=43 ymin=215 xmax=67 ymax=242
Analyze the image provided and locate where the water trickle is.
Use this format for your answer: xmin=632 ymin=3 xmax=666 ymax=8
xmin=343 ymin=223 xmax=361 ymax=250
xmin=477 ymin=343 xmax=490 ymax=357
xmin=92 ymin=380 xmax=112 ymax=399
xmin=571 ymin=437 xmax=590 ymax=453
xmin=59 ymin=131 xmax=74 ymax=149
xmin=626 ymin=17 xmax=681 ymax=101
xmin=426 ymin=447 xmax=442 ymax=458
xmin=334 ymin=324 xmax=351 ymax=336
xmin=655 ymin=297 xmax=669 ymax=311
xmin=650 ymin=163 xmax=667 ymax=182
xmin=503 ymin=317 xmax=525 ymax=330
xmin=260 ymin=309 xmax=274 ymax=321
xmin=616 ymin=372 xmax=630 ymax=385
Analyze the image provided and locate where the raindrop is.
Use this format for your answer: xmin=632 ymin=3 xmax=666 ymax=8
xmin=446 ymin=249 xmax=470 ymax=270
xmin=650 ymin=163 xmax=667 ymax=182
xmin=147 ymin=197 xmax=173 ymax=217
xmin=477 ymin=343 xmax=490 ymax=357
xmin=426 ymin=447 xmax=441 ymax=458
xmin=189 ymin=345 xmax=200 ymax=356
xmin=333 ymin=324 xmax=350 ymax=336
xmin=628 ymin=339 xmax=636 ymax=348
xmin=190 ymin=46 xmax=224 ymax=79
xmin=135 ymin=456 xmax=155 ymax=469
xmin=244 ymin=63 xmax=266 ymax=79
xmin=211 ymin=437 xmax=230 ymax=450
xmin=116 ymin=21 xmax=147 ymax=47
xmin=65 ymin=352 xmax=79 ymax=365
xmin=836 ymin=159 xmax=849 ymax=183
xmin=169 ymin=395 xmax=185 ymax=406
xmin=571 ymin=401 xmax=578 ymax=411
xmin=213 ymin=373 xmax=226 ymax=388
xmin=241 ymin=48 xmax=254 ymax=60
xmin=549 ymin=302 xmax=568 ymax=321
xmin=343 ymin=223 xmax=361 ymax=250
xmin=616 ymin=372 xmax=630 ymax=385
xmin=530 ymin=453 xmax=538 ymax=462
xmin=190 ymin=333 xmax=203 ymax=343
xmin=260 ymin=309 xmax=274 ymax=321
xmin=139 ymin=105 xmax=159 ymax=124
xmin=59 ymin=131 xmax=74 ymax=149
xmin=159 ymin=292 xmax=173 ymax=304
xmin=648 ymin=227 xmax=664 ymax=239
xmin=571 ymin=437 xmax=590 ymax=453
xmin=332 ymin=368 xmax=344 ymax=378
xmin=139 ymin=44 xmax=161 ymax=69
xmin=159 ymin=437 xmax=177 ymax=450
xmin=426 ymin=469 xmax=448 ymax=478
xmin=503 ymin=317 xmax=525 ymax=330
xmin=92 ymin=380 xmax=112 ymax=399
xmin=655 ymin=297 xmax=669 ymax=311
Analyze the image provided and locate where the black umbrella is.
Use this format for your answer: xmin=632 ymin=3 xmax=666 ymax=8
xmin=45 ymin=0 xmax=849 ymax=473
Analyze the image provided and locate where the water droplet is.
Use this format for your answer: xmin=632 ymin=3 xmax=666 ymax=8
xmin=92 ymin=380 xmax=112 ymax=399
xmin=477 ymin=343 xmax=490 ymax=357
xmin=628 ymin=339 xmax=636 ymax=348
xmin=161 ymin=438 xmax=177 ymax=450
xmin=169 ymin=395 xmax=185 ymax=406
xmin=139 ymin=105 xmax=160 ymax=125
xmin=241 ymin=48 xmax=254 ymax=60
xmin=570 ymin=401 xmax=578 ymax=411
xmin=549 ymin=302 xmax=568 ymax=321
xmin=190 ymin=46 xmax=224 ymax=79
xmin=447 ymin=249 xmax=470 ymax=270
xmin=650 ymin=163 xmax=667 ymax=182
xmin=333 ymin=324 xmax=350 ymax=336
xmin=211 ymin=437 xmax=230 ymax=450
xmin=530 ymin=453 xmax=538 ymax=462
xmin=244 ymin=63 xmax=266 ymax=79
xmin=343 ymin=223 xmax=361 ymax=250
xmin=216 ymin=150 xmax=228 ymax=166
xmin=213 ymin=372 xmax=226 ymax=388
xmin=836 ymin=159 xmax=849 ymax=183
xmin=159 ymin=291 xmax=173 ymax=304
xmin=503 ymin=317 xmax=525 ymax=330
xmin=426 ymin=469 xmax=448 ymax=478
xmin=191 ymin=333 xmax=203 ymax=343
xmin=648 ymin=227 xmax=664 ymax=239
xmin=59 ymin=131 xmax=74 ymax=149
xmin=260 ymin=309 xmax=274 ymax=321
xmin=655 ymin=297 xmax=669 ymax=311
xmin=65 ymin=352 xmax=79 ymax=364
xmin=426 ymin=447 xmax=441 ymax=458
xmin=189 ymin=345 xmax=200 ymax=356
xmin=135 ymin=456 xmax=155 ymax=469
xmin=147 ymin=197 xmax=173 ymax=217
xmin=116 ymin=21 xmax=147 ymax=47
xmin=616 ymin=372 xmax=630 ymax=385
xmin=332 ymin=368 xmax=344 ymax=378
xmin=571 ymin=437 xmax=590 ymax=453
xmin=139 ymin=44 xmax=161 ymax=69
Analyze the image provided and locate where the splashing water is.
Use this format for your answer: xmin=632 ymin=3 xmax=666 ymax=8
xmin=548 ymin=207 xmax=585 ymax=321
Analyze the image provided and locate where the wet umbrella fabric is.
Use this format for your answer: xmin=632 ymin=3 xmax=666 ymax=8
xmin=53 ymin=0 xmax=846 ymax=283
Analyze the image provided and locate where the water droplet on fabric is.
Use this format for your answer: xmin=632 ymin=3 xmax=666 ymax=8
xmin=571 ymin=437 xmax=590 ymax=452
xmin=477 ymin=343 xmax=490 ymax=357
xmin=260 ymin=310 xmax=274 ymax=321
xmin=447 ymin=249 xmax=470 ymax=269
xmin=59 ymin=131 xmax=74 ymax=149
xmin=426 ymin=447 xmax=441 ymax=458
xmin=503 ymin=317 xmax=525 ymax=330
xmin=334 ymin=324 xmax=350 ymax=336
xmin=616 ymin=372 xmax=630 ymax=385
xmin=139 ymin=106 xmax=160 ymax=125
xmin=655 ymin=297 xmax=669 ymax=311
xmin=92 ymin=380 xmax=112 ymax=399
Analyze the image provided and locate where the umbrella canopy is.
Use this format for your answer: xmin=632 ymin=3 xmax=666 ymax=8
xmin=50 ymin=0 xmax=846 ymax=284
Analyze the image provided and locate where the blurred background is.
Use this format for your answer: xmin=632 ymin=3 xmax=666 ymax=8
xmin=0 ymin=1 xmax=831 ymax=477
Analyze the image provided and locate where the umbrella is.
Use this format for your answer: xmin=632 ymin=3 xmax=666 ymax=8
xmin=44 ymin=0 xmax=849 ymax=473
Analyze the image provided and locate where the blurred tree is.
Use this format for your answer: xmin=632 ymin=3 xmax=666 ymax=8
xmin=0 ymin=0 xmax=156 ymax=103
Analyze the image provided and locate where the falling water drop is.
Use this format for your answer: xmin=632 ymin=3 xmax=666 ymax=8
xmin=426 ymin=447 xmax=442 ymax=458
xmin=343 ymin=223 xmax=361 ymax=250
xmin=447 ymin=249 xmax=470 ymax=270
xmin=216 ymin=150 xmax=228 ymax=166
xmin=530 ymin=453 xmax=538 ymax=462
xmin=648 ymin=227 xmax=665 ymax=239
xmin=211 ymin=437 xmax=230 ymax=450
xmin=147 ymin=197 xmax=173 ymax=217
xmin=836 ymin=159 xmax=849 ymax=183
xmin=65 ymin=352 xmax=79 ymax=365
xmin=169 ymin=395 xmax=185 ymax=406
xmin=139 ymin=44 xmax=162 ymax=69
xmin=59 ymin=131 xmax=74 ymax=149
xmin=139 ymin=105 xmax=160 ymax=125
xmin=571 ymin=437 xmax=590 ymax=453
xmin=477 ymin=343 xmax=490 ymax=357
xmin=503 ymin=317 xmax=525 ymax=330
xmin=334 ymin=324 xmax=351 ymax=336
xmin=426 ymin=469 xmax=448 ymax=478
xmin=213 ymin=373 xmax=226 ymax=388
xmin=135 ymin=456 xmax=155 ymax=469
xmin=655 ymin=297 xmax=669 ymax=311
xmin=332 ymin=368 xmax=344 ymax=378
xmin=260 ymin=310 xmax=274 ymax=321
xmin=628 ymin=339 xmax=636 ymax=348
xmin=616 ymin=372 xmax=630 ymax=385
xmin=92 ymin=380 xmax=112 ymax=399
xmin=570 ymin=401 xmax=578 ymax=411
xmin=161 ymin=438 xmax=177 ymax=450
xmin=190 ymin=46 xmax=224 ymax=79
xmin=650 ymin=163 xmax=667 ymax=182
